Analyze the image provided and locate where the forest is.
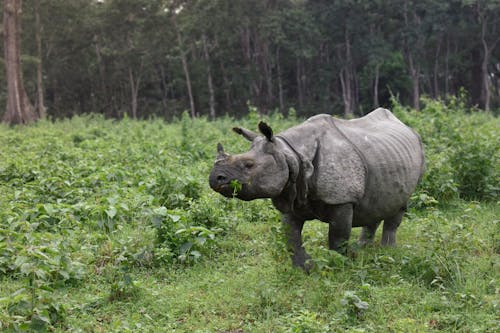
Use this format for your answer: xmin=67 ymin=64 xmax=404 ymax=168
xmin=1 ymin=0 xmax=500 ymax=123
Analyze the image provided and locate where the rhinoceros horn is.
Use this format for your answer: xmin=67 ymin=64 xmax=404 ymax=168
xmin=232 ymin=127 xmax=258 ymax=141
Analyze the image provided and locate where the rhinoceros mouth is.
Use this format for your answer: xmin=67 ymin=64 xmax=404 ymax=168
xmin=212 ymin=181 xmax=255 ymax=201
xmin=213 ymin=183 xmax=233 ymax=196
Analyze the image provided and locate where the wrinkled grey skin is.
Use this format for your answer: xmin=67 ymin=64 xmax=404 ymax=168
xmin=209 ymin=108 xmax=425 ymax=271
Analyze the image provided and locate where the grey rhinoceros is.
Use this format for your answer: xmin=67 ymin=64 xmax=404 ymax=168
xmin=209 ymin=108 xmax=425 ymax=270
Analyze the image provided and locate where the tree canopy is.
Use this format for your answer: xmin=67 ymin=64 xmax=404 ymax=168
xmin=2 ymin=0 xmax=500 ymax=120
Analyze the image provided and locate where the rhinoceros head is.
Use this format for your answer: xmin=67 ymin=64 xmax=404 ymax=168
xmin=209 ymin=122 xmax=290 ymax=201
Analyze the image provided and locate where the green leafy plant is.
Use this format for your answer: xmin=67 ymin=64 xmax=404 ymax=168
xmin=230 ymin=179 xmax=243 ymax=196
xmin=340 ymin=290 xmax=369 ymax=321
xmin=286 ymin=309 xmax=329 ymax=333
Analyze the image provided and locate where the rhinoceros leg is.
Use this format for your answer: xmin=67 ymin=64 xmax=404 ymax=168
xmin=327 ymin=203 xmax=353 ymax=254
xmin=381 ymin=210 xmax=404 ymax=246
xmin=358 ymin=222 xmax=381 ymax=246
xmin=282 ymin=214 xmax=312 ymax=270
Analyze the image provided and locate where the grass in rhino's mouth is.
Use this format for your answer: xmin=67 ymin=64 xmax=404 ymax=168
xmin=229 ymin=179 xmax=243 ymax=195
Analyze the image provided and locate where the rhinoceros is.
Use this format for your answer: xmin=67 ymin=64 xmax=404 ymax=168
xmin=209 ymin=108 xmax=425 ymax=270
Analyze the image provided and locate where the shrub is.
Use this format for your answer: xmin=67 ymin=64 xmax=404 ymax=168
xmin=393 ymin=96 xmax=499 ymax=204
xmin=452 ymin=131 xmax=498 ymax=200
xmin=149 ymin=206 xmax=222 ymax=265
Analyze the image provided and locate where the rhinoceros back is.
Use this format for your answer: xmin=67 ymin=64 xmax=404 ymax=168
xmin=333 ymin=108 xmax=424 ymax=222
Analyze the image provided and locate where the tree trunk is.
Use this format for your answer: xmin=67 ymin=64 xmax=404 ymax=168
xmin=339 ymin=28 xmax=354 ymax=117
xmin=433 ymin=38 xmax=442 ymax=99
xmin=373 ymin=63 xmax=380 ymax=108
xmin=276 ymin=46 xmax=284 ymax=113
xmin=339 ymin=67 xmax=353 ymax=117
xmin=128 ymin=66 xmax=141 ymax=119
xmin=158 ymin=64 xmax=169 ymax=117
xmin=2 ymin=0 xmax=37 ymax=125
xmin=34 ymin=0 xmax=45 ymax=118
xmin=240 ymin=24 xmax=257 ymax=108
xmin=408 ymin=53 xmax=420 ymax=111
xmin=403 ymin=0 xmax=421 ymax=111
xmin=202 ymin=34 xmax=216 ymax=119
xmin=479 ymin=13 xmax=493 ymax=112
xmin=296 ymin=58 xmax=304 ymax=111
xmin=444 ymin=34 xmax=450 ymax=96
xmin=94 ymin=34 xmax=108 ymax=113
xmin=172 ymin=11 xmax=195 ymax=118
xmin=261 ymin=40 xmax=273 ymax=112
xmin=220 ymin=62 xmax=232 ymax=111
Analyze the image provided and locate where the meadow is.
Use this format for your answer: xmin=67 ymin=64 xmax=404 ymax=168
xmin=0 ymin=100 xmax=498 ymax=332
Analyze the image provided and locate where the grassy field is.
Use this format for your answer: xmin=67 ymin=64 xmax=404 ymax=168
xmin=0 ymin=104 xmax=499 ymax=332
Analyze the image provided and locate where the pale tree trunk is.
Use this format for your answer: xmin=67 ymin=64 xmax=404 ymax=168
xmin=480 ymin=21 xmax=490 ymax=112
xmin=477 ymin=6 xmax=499 ymax=112
xmin=403 ymin=0 xmax=421 ymax=111
xmin=408 ymin=53 xmax=420 ymax=111
xmin=220 ymin=62 xmax=232 ymax=110
xmin=158 ymin=64 xmax=169 ymax=117
xmin=128 ymin=65 xmax=141 ymax=119
xmin=261 ymin=40 xmax=273 ymax=112
xmin=240 ymin=24 xmax=257 ymax=107
xmin=94 ymin=34 xmax=108 ymax=114
xmin=444 ymin=35 xmax=450 ymax=96
xmin=35 ymin=0 xmax=45 ymax=118
xmin=339 ymin=28 xmax=355 ymax=117
xmin=339 ymin=67 xmax=353 ymax=117
xmin=2 ymin=0 xmax=37 ymax=125
xmin=276 ymin=46 xmax=284 ymax=113
xmin=202 ymin=34 xmax=216 ymax=119
xmin=172 ymin=10 xmax=195 ymax=118
xmin=433 ymin=38 xmax=441 ymax=99
xmin=373 ymin=63 xmax=380 ymax=108
xmin=296 ymin=58 xmax=304 ymax=110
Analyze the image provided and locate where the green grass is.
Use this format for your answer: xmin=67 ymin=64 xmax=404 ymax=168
xmin=45 ymin=202 xmax=500 ymax=332
xmin=0 ymin=109 xmax=499 ymax=332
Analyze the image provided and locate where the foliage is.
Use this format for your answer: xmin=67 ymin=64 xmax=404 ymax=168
xmin=393 ymin=95 xmax=499 ymax=203
xmin=0 ymin=104 xmax=499 ymax=331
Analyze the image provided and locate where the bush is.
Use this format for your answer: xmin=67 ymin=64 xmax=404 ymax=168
xmin=452 ymin=131 xmax=498 ymax=200
xmin=393 ymin=96 xmax=499 ymax=204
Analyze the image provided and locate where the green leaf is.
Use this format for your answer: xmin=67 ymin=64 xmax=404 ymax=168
xmin=179 ymin=242 xmax=193 ymax=254
xmin=106 ymin=206 xmax=117 ymax=219
xmin=168 ymin=214 xmax=181 ymax=223
xmin=20 ymin=262 xmax=34 ymax=275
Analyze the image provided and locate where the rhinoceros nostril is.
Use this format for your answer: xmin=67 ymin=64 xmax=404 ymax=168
xmin=217 ymin=175 xmax=227 ymax=182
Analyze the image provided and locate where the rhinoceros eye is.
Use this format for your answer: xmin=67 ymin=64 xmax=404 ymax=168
xmin=243 ymin=160 xmax=254 ymax=169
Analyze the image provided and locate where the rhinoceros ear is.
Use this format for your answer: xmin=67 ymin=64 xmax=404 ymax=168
xmin=216 ymin=143 xmax=229 ymax=161
xmin=232 ymin=127 xmax=258 ymax=142
xmin=258 ymin=121 xmax=273 ymax=142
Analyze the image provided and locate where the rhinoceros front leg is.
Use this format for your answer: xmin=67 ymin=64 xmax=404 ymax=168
xmin=381 ymin=210 xmax=404 ymax=246
xmin=328 ymin=203 xmax=353 ymax=254
xmin=282 ymin=214 xmax=312 ymax=271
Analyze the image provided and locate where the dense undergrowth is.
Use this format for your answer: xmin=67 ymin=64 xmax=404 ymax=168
xmin=0 ymin=100 xmax=498 ymax=332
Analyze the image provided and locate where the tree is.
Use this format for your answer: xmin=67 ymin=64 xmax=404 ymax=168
xmin=34 ymin=0 xmax=45 ymax=118
xmin=170 ymin=0 xmax=196 ymax=118
xmin=2 ymin=0 xmax=38 ymax=124
xmin=471 ymin=0 xmax=500 ymax=111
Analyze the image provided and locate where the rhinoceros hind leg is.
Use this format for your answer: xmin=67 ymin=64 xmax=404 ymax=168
xmin=358 ymin=222 xmax=381 ymax=246
xmin=381 ymin=210 xmax=404 ymax=246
